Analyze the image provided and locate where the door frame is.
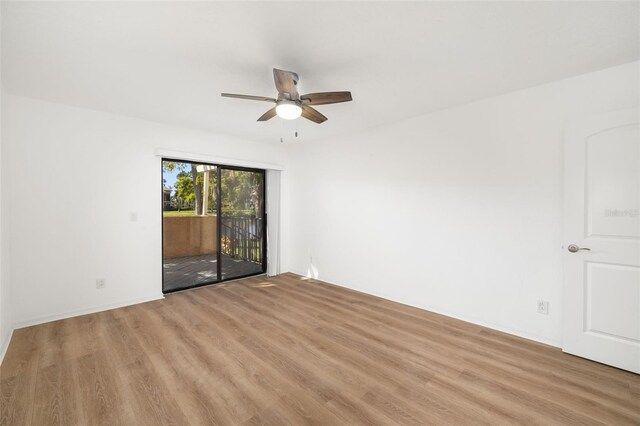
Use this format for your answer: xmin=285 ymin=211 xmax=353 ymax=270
xmin=161 ymin=157 xmax=267 ymax=294
xmin=217 ymin=164 xmax=268 ymax=276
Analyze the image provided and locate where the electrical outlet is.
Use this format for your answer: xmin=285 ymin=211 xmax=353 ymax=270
xmin=537 ymin=300 xmax=549 ymax=315
xmin=96 ymin=279 xmax=106 ymax=289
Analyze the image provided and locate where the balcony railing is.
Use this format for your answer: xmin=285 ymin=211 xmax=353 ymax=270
xmin=220 ymin=217 xmax=263 ymax=264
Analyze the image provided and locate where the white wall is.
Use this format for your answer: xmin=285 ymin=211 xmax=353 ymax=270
xmin=0 ymin=86 xmax=6 ymax=357
xmin=285 ymin=61 xmax=640 ymax=347
xmin=3 ymin=95 xmax=287 ymax=327
xmin=2 ymin=62 xmax=637 ymax=353
xmin=1 ymin=90 xmax=9 ymax=358
xmin=0 ymin=0 xmax=12 ymax=359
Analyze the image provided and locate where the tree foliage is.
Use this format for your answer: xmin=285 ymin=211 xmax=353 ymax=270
xmin=163 ymin=161 xmax=263 ymax=217
xmin=163 ymin=161 xmax=203 ymax=214
xmin=174 ymin=171 xmax=195 ymax=201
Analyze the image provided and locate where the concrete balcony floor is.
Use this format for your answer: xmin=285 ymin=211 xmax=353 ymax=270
xmin=162 ymin=253 xmax=263 ymax=292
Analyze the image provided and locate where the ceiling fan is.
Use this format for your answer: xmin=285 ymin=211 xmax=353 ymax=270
xmin=221 ymin=68 xmax=352 ymax=124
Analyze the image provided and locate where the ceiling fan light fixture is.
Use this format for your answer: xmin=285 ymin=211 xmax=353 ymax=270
xmin=275 ymin=100 xmax=302 ymax=120
xmin=221 ymin=68 xmax=352 ymax=124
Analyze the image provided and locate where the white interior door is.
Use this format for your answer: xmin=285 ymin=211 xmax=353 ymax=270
xmin=563 ymin=108 xmax=640 ymax=373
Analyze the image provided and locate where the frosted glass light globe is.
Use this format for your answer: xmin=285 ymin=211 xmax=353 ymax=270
xmin=276 ymin=101 xmax=302 ymax=120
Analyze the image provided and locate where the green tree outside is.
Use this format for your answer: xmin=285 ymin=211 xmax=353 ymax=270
xmin=163 ymin=161 xmax=263 ymax=218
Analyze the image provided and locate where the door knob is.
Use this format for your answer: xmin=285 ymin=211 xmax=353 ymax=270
xmin=568 ymin=244 xmax=591 ymax=253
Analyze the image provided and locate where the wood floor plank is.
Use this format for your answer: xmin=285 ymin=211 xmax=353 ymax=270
xmin=221 ymin=280 xmax=534 ymax=425
xmin=275 ymin=274 xmax=640 ymax=411
xmin=76 ymin=351 xmax=126 ymax=426
xmin=101 ymin=310 xmax=188 ymax=426
xmin=0 ymin=326 xmax=44 ymax=426
xmin=287 ymin=274 xmax=636 ymax=388
xmin=145 ymin=304 xmax=269 ymax=423
xmin=180 ymin=289 xmax=390 ymax=424
xmin=216 ymin=284 xmax=442 ymax=389
xmin=1 ymin=272 xmax=639 ymax=425
xmin=32 ymin=361 xmax=80 ymax=426
xmin=187 ymin=287 xmax=402 ymax=424
xmin=222 ymin=279 xmax=464 ymax=385
xmin=126 ymin=303 xmax=241 ymax=425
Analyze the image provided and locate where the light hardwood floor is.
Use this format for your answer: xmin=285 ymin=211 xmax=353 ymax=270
xmin=1 ymin=273 xmax=639 ymax=425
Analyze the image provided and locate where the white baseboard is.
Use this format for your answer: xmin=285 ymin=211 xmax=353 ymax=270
xmin=11 ymin=293 xmax=165 ymax=330
xmin=409 ymin=304 xmax=561 ymax=348
xmin=1 ymin=293 xmax=163 ymax=365
xmin=286 ymin=269 xmax=562 ymax=348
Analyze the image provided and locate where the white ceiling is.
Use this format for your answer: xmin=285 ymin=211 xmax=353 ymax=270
xmin=2 ymin=1 xmax=639 ymax=143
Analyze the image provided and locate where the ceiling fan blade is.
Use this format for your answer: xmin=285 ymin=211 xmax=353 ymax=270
xmin=301 ymin=105 xmax=328 ymax=124
xmin=301 ymin=91 xmax=352 ymax=106
xmin=221 ymin=93 xmax=276 ymax=103
xmin=257 ymin=107 xmax=277 ymax=122
xmin=273 ymin=68 xmax=300 ymax=99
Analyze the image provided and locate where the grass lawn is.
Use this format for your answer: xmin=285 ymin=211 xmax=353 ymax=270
xmin=163 ymin=210 xmax=196 ymax=216
xmin=163 ymin=209 xmax=254 ymax=217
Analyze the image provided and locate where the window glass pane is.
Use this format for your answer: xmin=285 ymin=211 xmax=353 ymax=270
xmin=162 ymin=160 xmax=218 ymax=291
xmin=219 ymin=168 xmax=265 ymax=280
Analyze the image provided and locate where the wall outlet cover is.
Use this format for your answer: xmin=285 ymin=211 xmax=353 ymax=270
xmin=537 ymin=300 xmax=549 ymax=315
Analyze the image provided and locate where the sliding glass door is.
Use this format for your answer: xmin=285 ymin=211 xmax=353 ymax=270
xmin=219 ymin=167 xmax=266 ymax=280
xmin=161 ymin=159 xmax=266 ymax=293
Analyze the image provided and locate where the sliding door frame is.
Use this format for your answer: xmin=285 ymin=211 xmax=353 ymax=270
xmin=161 ymin=157 xmax=267 ymax=294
